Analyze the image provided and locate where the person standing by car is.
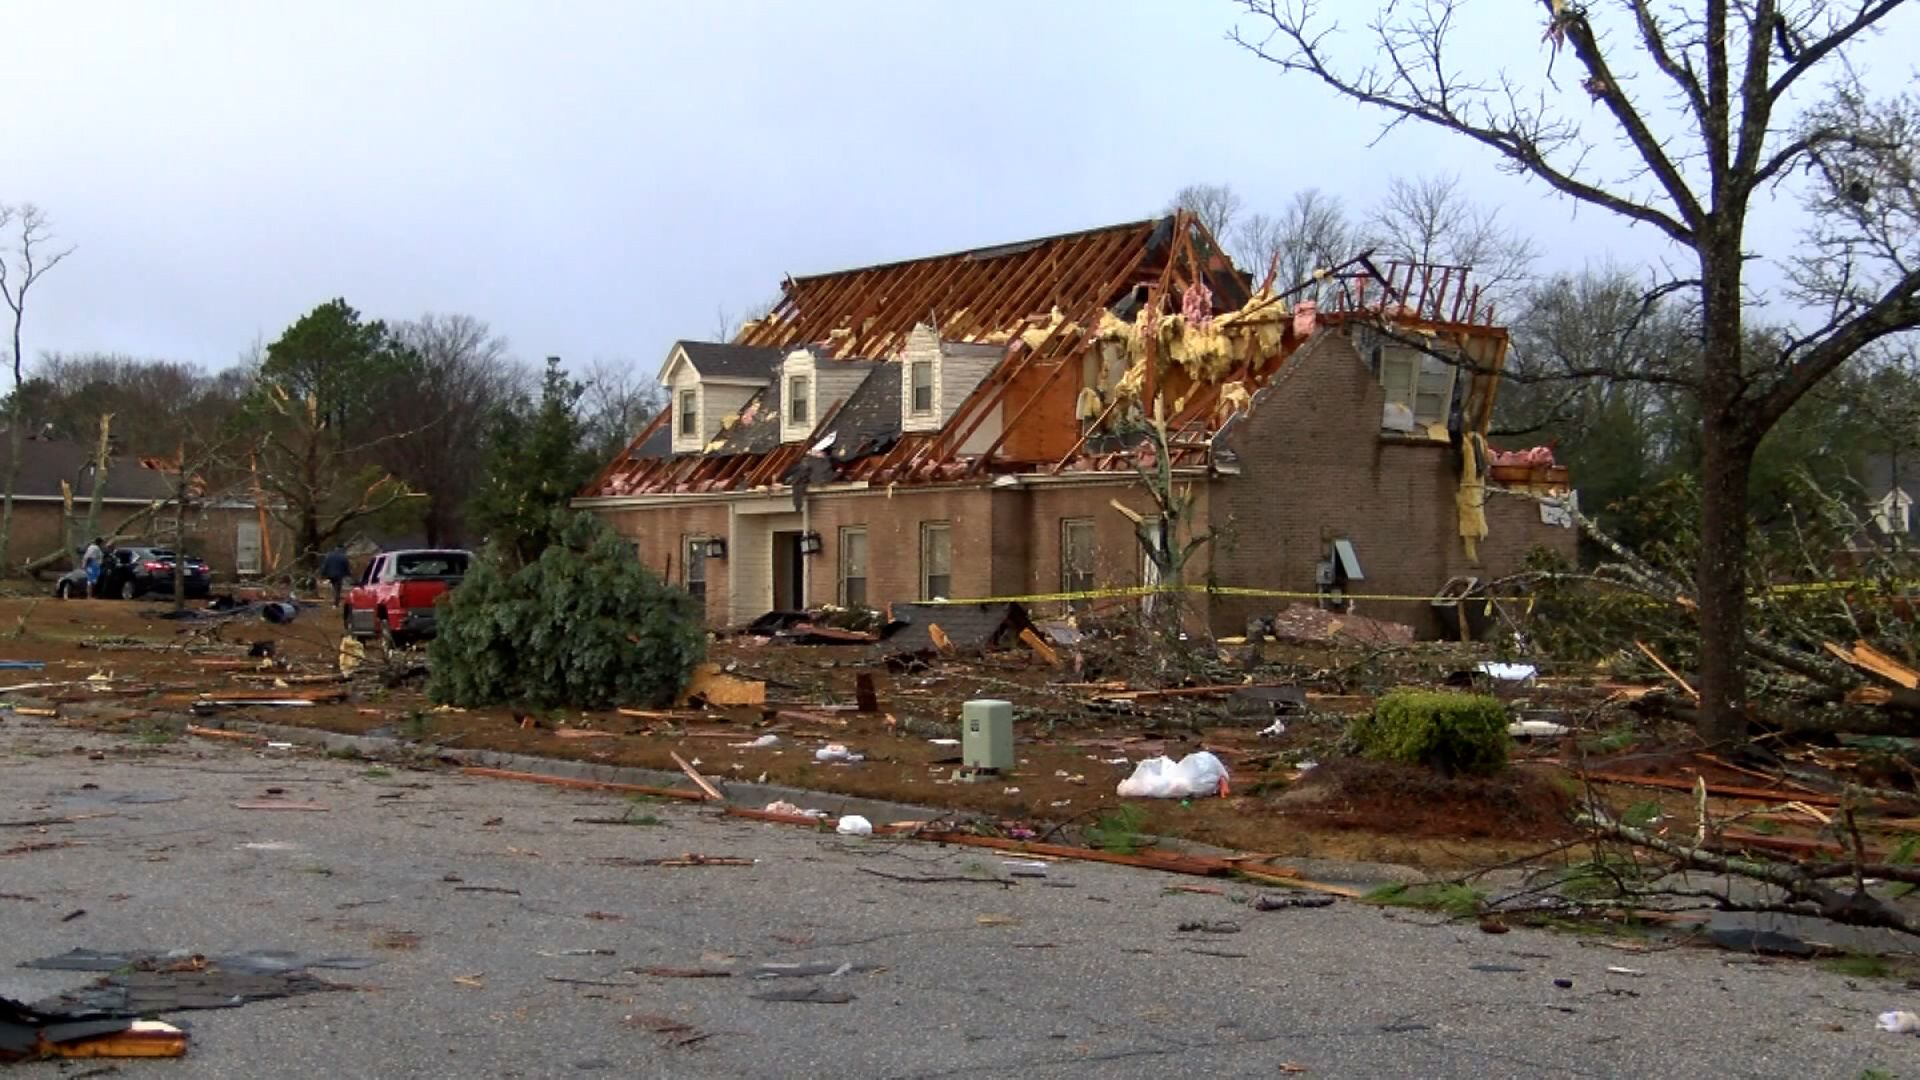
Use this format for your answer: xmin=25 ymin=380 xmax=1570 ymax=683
xmin=320 ymin=544 xmax=350 ymax=606
xmin=82 ymin=538 xmax=105 ymax=598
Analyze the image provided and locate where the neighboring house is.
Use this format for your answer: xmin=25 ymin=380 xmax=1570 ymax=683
xmin=1864 ymin=452 xmax=1915 ymax=537
xmin=576 ymin=215 xmax=1576 ymax=637
xmin=0 ymin=436 xmax=286 ymax=579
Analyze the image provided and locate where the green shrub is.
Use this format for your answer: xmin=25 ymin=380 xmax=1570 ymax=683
xmin=1349 ymin=689 xmax=1509 ymax=776
xmin=427 ymin=511 xmax=706 ymax=711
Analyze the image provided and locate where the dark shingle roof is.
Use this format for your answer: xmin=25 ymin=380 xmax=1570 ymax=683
xmin=711 ymin=388 xmax=783 ymax=456
xmin=823 ymin=363 xmax=901 ymax=460
xmin=0 ymin=438 xmax=176 ymax=501
xmin=677 ymin=341 xmax=784 ymax=381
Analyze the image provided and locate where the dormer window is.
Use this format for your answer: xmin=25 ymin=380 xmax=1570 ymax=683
xmin=910 ymin=359 xmax=934 ymax=414
xmin=789 ymin=375 xmax=811 ymax=425
xmin=678 ymin=389 xmax=698 ymax=437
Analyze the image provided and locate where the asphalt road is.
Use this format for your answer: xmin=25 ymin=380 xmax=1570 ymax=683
xmin=0 ymin=717 xmax=1911 ymax=1079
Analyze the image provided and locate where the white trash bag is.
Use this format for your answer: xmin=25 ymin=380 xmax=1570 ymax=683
xmin=1116 ymin=751 xmax=1230 ymax=799
xmin=835 ymin=814 xmax=874 ymax=837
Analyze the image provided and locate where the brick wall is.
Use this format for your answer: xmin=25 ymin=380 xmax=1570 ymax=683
xmin=806 ymin=487 xmax=997 ymax=608
xmin=598 ymin=503 xmax=732 ymax=624
xmin=1209 ymin=329 xmax=1576 ymax=636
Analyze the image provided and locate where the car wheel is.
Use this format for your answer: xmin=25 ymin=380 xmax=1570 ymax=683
xmin=118 ymin=579 xmax=137 ymax=601
xmin=56 ymin=580 xmax=71 ymax=600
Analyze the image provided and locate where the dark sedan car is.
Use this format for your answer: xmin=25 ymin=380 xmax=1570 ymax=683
xmin=56 ymin=547 xmax=212 ymax=600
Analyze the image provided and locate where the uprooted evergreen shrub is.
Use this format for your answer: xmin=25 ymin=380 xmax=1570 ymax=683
xmin=1348 ymin=689 xmax=1509 ymax=776
xmin=427 ymin=511 xmax=706 ymax=711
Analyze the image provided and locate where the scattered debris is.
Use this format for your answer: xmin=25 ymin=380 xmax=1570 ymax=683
xmin=677 ymin=663 xmax=766 ymax=707
xmin=835 ymin=815 xmax=874 ymax=837
xmin=641 ymin=854 xmax=755 ymax=868
xmin=1117 ymin=752 xmax=1229 ymax=799
xmin=1175 ymin=920 xmax=1242 ymax=934
xmin=749 ymin=987 xmax=854 ymax=1005
xmin=1253 ymin=894 xmax=1336 ymax=911
xmin=670 ymin=751 xmax=726 ymax=802
xmin=1877 ymin=1010 xmax=1920 ymax=1034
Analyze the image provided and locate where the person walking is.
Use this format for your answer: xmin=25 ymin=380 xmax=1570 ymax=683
xmin=320 ymin=544 xmax=351 ymax=606
xmin=82 ymin=537 xmax=105 ymax=599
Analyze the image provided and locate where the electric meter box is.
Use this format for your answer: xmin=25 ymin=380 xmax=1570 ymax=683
xmin=961 ymin=699 xmax=1013 ymax=772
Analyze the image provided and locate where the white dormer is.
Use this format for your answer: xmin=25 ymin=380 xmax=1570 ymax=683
xmin=779 ymin=348 xmax=873 ymax=444
xmin=657 ymin=341 xmax=780 ymax=453
xmin=780 ymin=349 xmax=817 ymax=444
xmin=900 ymin=324 xmax=1002 ymax=451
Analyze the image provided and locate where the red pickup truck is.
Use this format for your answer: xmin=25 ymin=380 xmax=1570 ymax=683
xmin=343 ymin=549 xmax=471 ymax=646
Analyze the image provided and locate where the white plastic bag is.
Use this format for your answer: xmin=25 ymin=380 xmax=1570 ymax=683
xmin=835 ymin=814 xmax=873 ymax=836
xmin=1116 ymin=751 xmax=1229 ymax=799
xmin=816 ymin=743 xmax=862 ymax=763
xmin=1877 ymin=1010 xmax=1920 ymax=1034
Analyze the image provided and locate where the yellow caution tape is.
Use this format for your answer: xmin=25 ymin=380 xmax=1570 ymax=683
xmin=914 ymin=583 xmax=1521 ymax=607
xmin=915 ymin=577 xmax=1920 ymax=611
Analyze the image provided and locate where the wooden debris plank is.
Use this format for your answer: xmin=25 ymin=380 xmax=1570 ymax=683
xmin=1019 ymin=627 xmax=1061 ymax=667
xmin=185 ymin=725 xmax=266 ymax=743
xmin=775 ymin=709 xmax=847 ymax=727
xmin=460 ymin=766 xmax=708 ymax=802
xmin=669 ymin=751 xmax=725 ymax=802
xmin=553 ymin=728 xmax=617 ymax=741
xmin=928 ymin=624 xmax=954 ymax=655
xmin=1580 ymin=770 xmax=1843 ymax=808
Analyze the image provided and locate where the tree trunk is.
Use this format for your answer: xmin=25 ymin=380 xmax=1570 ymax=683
xmin=83 ymin=413 xmax=113 ymax=544
xmin=1694 ymin=251 xmax=1753 ymax=746
xmin=0 ymin=419 xmax=22 ymax=570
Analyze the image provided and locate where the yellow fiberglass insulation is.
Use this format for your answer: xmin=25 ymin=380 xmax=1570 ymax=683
xmin=1075 ymin=385 xmax=1103 ymax=420
xmin=1215 ymin=380 xmax=1251 ymax=420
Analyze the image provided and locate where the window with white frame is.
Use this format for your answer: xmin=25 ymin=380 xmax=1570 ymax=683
xmin=1379 ymin=347 xmax=1457 ymax=430
xmin=683 ymin=536 xmax=707 ymax=602
xmin=839 ymin=527 xmax=868 ymax=607
xmin=910 ymin=359 xmax=935 ymax=415
xmin=678 ymin=389 xmax=698 ymax=437
xmin=1061 ymin=518 xmax=1095 ymax=594
xmin=789 ymin=375 xmax=810 ymax=425
xmin=920 ymin=522 xmax=951 ymax=600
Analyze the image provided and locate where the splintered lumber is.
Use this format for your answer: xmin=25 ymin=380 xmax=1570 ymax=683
xmin=914 ymin=831 xmax=1357 ymax=896
xmin=1581 ymin=770 xmax=1843 ymax=808
xmin=460 ymin=766 xmax=708 ymax=802
xmin=1634 ymin=640 xmax=1698 ymax=700
xmin=855 ymin=673 xmax=879 ymax=712
xmin=1824 ymin=639 xmax=1920 ymax=689
xmin=928 ymin=624 xmax=954 ymax=655
xmin=669 ymin=751 xmax=725 ymax=802
xmin=1019 ymin=627 xmax=1061 ymax=667
xmin=676 ymin=663 xmax=766 ymax=708
xmin=553 ymin=728 xmax=617 ymax=741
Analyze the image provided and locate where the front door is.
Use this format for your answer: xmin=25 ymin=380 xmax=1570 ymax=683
xmin=771 ymin=531 xmax=806 ymax=611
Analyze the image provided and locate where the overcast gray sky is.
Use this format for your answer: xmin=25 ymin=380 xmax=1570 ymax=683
xmin=4 ymin=2 xmax=1911 ymax=379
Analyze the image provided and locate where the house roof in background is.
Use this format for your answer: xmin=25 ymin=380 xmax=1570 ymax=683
xmin=0 ymin=437 xmax=176 ymax=502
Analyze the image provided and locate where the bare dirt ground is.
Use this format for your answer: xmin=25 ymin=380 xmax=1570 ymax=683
xmin=0 ymin=590 xmax=1903 ymax=878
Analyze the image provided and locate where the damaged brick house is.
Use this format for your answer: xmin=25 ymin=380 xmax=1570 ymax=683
xmin=577 ymin=214 xmax=1575 ymax=637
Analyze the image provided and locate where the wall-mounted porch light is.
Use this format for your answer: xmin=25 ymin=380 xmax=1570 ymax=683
xmin=798 ymin=532 xmax=824 ymax=556
xmin=703 ymin=538 xmax=728 ymax=559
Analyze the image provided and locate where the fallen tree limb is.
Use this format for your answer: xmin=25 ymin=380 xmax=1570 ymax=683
xmin=1581 ymin=807 xmax=1919 ymax=936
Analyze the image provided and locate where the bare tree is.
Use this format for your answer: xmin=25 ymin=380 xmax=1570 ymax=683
xmin=0 ymin=203 xmax=74 ymax=568
xmin=579 ymin=357 xmax=668 ymax=463
xmin=1231 ymin=0 xmax=1920 ymax=744
xmin=1165 ymin=183 xmax=1245 ymax=244
xmin=1232 ymin=187 xmax=1356 ymax=293
xmin=1366 ymin=174 xmax=1539 ymax=312
xmin=387 ymin=314 xmax=524 ymax=545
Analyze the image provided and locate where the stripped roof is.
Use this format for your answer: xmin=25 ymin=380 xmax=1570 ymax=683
xmin=583 ymin=214 xmax=1508 ymax=500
